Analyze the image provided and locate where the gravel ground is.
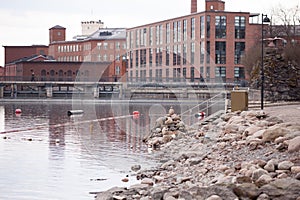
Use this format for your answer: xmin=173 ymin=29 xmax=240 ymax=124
xmin=263 ymin=103 xmax=300 ymax=123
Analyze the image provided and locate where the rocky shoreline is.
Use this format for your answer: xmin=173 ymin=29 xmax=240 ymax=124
xmin=96 ymin=108 xmax=300 ymax=200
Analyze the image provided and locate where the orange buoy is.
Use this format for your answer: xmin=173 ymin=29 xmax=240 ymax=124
xmin=15 ymin=109 xmax=22 ymax=114
xmin=133 ymin=111 xmax=140 ymax=119
xmin=195 ymin=112 xmax=206 ymax=119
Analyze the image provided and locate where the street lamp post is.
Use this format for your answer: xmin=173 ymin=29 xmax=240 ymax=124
xmin=261 ymin=14 xmax=271 ymax=110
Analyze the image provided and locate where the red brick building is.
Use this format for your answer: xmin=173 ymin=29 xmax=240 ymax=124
xmin=4 ymin=26 xmax=127 ymax=82
xmin=126 ymin=0 xmax=261 ymax=84
xmin=0 ymin=66 xmax=4 ymax=77
xmin=3 ymin=45 xmax=49 ymax=65
xmin=4 ymin=54 xmax=125 ymax=82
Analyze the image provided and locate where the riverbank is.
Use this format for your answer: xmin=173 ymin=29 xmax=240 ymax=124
xmin=95 ymin=104 xmax=300 ymax=200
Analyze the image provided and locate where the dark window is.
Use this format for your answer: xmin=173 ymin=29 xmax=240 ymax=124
xmin=149 ymin=49 xmax=153 ymax=67
xmin=206 ymin=15 xmax=211 ymax=38
xmin=129 ymin=51 xmax=133 ymax=68
xmin=215 ymin=16 xmax=226 ymax=38
xmin=41 ymin=69 xmax=46 ymax=81
xmin=58 ymin=70 xmax=63 ymax=81
xmin=166 ymin=46 xmax=170 ymax=66
xmin=183 ymin=67 xmax=187 ymax=81
xmin=50 ymin=70 xmax=55 ymax=81
xmin=140 ymin=49 xmax=146 ymax=67
xmin=206 ymin=66 xmax=210 ymax=81
xmin=191 ymin=42 xmax=195 ymax=65
xmin=191 ymin=67 xmax=195 ymax=82
xmin=235 ymin=16 xmax=246 ymax=39
xmin=235 ymin=42 xmax=245 ymax=64
xmin=215 ymin=42 xmax=226 ymax=64
xmin=200 ymin=42 xmax=205 ymax=64
xmin=215 ymin=66 xmax=226 ymax=82
xmin=67 ymin=70 xmax=72 ymax=81
xmin=183 ymin=44 xmax=187 ymax=65
xmin=135 ymin=50 xmax=139 ymax=67
xmin=156 ymin=48 xmax=162 ymax=66
xmin=206 ymin=41 xmax=210 ymax=64
xmin=149 ymin=69 xmax=152 ymax=82
xmin=234 ymin=67 xmax=245 ymax=79
xmin=166 ymin=69 xmax=170 ymax=82
xmin=200 ymin=16 xmax=205 ymax=38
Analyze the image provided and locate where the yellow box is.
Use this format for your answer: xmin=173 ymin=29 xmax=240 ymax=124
xmin=231 ymin=90 xmax=248 ymax=112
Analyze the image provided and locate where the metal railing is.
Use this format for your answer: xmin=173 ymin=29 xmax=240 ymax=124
xmin=180 ymin=92 xmax=227 ymax=126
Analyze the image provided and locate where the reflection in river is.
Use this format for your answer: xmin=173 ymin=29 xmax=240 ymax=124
xmin=1 ymin=101 xmax=187 ymax=200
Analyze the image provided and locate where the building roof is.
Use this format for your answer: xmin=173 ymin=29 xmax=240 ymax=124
xmin=6 ymin=55 xmax=55 ymax=65
xmin=49 ymin=25 xmax=66 ymax=30
xmin=3 ymin=45 xmax=48 ymax=48
xmin=88 ymin=28 xmax=126 ymax=40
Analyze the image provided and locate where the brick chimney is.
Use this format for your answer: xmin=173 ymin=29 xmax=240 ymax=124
xmin=191 ymin=0 xmax=197 ymax=13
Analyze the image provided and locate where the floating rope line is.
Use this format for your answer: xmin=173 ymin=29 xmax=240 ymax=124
xmin=0 ymin=114 xmax=134 ymax=134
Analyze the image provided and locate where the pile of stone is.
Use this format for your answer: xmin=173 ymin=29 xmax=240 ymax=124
xmin=142 ymin=106 xmax=187 ymax=150
xmin=96 ymin=110 xmax=300 ymax=200
xmin=251 ymin=48 xmax=300 ymax=101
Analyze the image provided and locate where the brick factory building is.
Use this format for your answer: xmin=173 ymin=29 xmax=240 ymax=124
xmin=3 ymin=45 xmax=49 ymax=65
xmin=4 ymin=54 xmax=119 ymax=82
xmin=3 ymin=22 xmax=127 ymax=82
xmin=126 ymin=0 xmax=261 ymax=84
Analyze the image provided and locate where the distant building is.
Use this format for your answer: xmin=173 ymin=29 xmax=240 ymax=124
xmin=0 ymin=66 xmax=4 ymax=76
xmin=81 ymin=20 xmax=105 ymax=36
xmin=49 ymin=25 xmax=66 ymax=44
xmin=4 ymin=24 xmax=127 ymax=82
xmin=3 ymin=45 xmax=49 ymax=65
xmin=5 ymin=56 xmax=119 ymax=82
xmin=126 ymin=0 xmax=262 ymax=84
xmin=48 ymin=27 xmax=127 ymax=80
xmin=73 ymin=20 xmax=105 ymax=40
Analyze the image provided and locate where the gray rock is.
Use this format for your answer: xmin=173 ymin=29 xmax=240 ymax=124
xmin=255 ymin=174 xmax=273 ymax=187
xmin=205 ymin=195 xmax=223 ymax=200
xmin=196 ymin=185 xmax=238 ymax=200
xmin=262 ymin=125 xmax=290 ymax=142
xmin=150 ymin=187 xmax=168 ymax=199
xmin=278 ymin=161 xmax=294 ymax=170
xmin=232 ymin=183 xmax=260 ymax=199
xmin=131 ymin=164 xmax=141 ymax=172
xmin=260 ymin=178 xmax=300 ymax=200
xmin=252 ymin=168 xmax=269 ymax=181
xmin=256 ymin=193 xmax=270 ymax=200
xmin=287 ymin=136 xmax=300 ymax=153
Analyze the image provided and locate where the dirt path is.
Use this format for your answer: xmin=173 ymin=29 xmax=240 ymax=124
xmin=263 ymin=103 xmax=300 ymax=123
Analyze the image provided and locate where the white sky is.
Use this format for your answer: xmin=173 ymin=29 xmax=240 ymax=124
xmin=1 ymin=0 xmax=299 ymax=66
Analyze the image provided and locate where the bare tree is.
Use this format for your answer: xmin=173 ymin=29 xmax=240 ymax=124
xmin=271 ymin=4 xmax=300 ymax=41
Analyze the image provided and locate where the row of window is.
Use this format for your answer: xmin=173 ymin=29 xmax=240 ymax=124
xmin=128 ymin=41 xmax=245 ymax=68
xmin=127 ymin=16 xmax=246 ymax=49
xmin=128 ymin=67 xmax=245 ymax=82
xmin=39 ymin=67 xmax=121 ymax=77
xmin=56 ymin=53 xmax=123 ymax=62
xmin=57 ymin=42 xmax=126 ymax=53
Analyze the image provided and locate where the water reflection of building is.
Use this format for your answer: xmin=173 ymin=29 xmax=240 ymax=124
xmin=0 ymin=106 xmax=4 ymax=132
xmin=47 ymin=104 xmax=69 ymax=146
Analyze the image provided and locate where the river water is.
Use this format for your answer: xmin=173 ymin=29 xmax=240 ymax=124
xmin=0 ymin=100 xmax=202 ymax=200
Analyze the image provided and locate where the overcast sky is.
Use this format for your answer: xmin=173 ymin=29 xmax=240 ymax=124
xmin=1 ymin=0 xmax=299 ymax=66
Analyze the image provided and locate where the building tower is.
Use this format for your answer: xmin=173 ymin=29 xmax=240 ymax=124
xmin=81 ymin=20 xmax=104 ymax=36
xmin=205 ymin=0 xmax=225 ymax=11
xmin=191 ymin=0 xmax=197 ymax=13
xmin=49 ymin=25 xmax=66 ymax=44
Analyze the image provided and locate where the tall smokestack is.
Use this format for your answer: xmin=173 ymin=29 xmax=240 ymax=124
xmin=191 ymin=0 xmax=197 ymax=13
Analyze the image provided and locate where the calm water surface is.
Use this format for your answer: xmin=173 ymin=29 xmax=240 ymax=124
xmin=0 ymin=101 xmax=185 ymax=200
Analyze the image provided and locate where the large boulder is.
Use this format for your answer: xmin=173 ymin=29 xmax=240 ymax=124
xmin=262 ymin=125 xmax=290 ymax=142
